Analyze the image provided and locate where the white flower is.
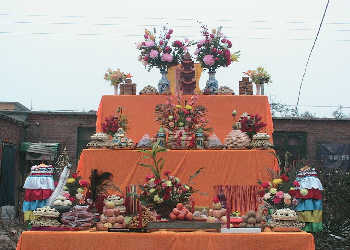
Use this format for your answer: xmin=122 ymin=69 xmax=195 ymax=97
xmin=263 ymin=192 xmax=271 ymax=200
xmin=76 ymin=193 xmax=83 ymax=200
xmin=149 ymin=188 xmax=156 ymax=193
xmin=283 ymin=193 xmax=291 ymax=200
xmin=174 ymin=177 xmax=180 ymax=183
xmin=153 ymin=195 xmax=160 ymax=202
xmin=184 ymin=185 xmax=190 ymax=190
xmin=165 ymin=180 xmax=172 ymax=187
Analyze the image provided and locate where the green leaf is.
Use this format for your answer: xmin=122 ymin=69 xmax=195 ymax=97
xmin=159 ymin=159 xmax=165 ymax=171
xmin=188 ymin=167 xmax=204 ymax=184
xmin=138 ymin=163 xmax=154 ymax=169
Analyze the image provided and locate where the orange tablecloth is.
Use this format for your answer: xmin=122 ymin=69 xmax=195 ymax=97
xmin=16 ymin=231 xmax=315 ymax=250
xmin=77 ymin=149 xmax=278 ymax=208
xmin=96 ymin=95 xmax=274 ymax=142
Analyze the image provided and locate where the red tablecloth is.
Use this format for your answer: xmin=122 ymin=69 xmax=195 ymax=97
xmin=95 ymin=95 xmax=274 ymax=142
xmin=77 ymin=149 xmax=278 ymax=209
xmin=16 ymin=231 xmax=315 ymax=250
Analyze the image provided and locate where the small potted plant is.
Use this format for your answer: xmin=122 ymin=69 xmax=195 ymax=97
xmin=244 ymin=67 xmax=272 ymax=95
xmin=104 ymin=68 xmax=130 ymax=95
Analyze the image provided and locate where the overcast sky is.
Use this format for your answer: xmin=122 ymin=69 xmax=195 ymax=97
xmin=1 ymin=0 xmax=349 ymax=117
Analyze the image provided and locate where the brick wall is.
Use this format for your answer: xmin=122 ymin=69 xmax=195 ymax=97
xmin=273 ymin=118 xmax=350 ymax=159
xmin=0 ymin=116 xmax=24 ymax=146
xmin=25 ymin=113 xmax=96 ymax=167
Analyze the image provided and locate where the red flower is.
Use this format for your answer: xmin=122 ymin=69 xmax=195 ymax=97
xmin=146 ymin=175 xmax=154 ymax=181
xmin=293 ymin=181 xmax=300 ymax=187
xmin=210 ymin=34 xmax=214 ymax=38
xmin=79 ymin=180 xmax=89 ymax=187
xmin=273 ymin=197 xmax=282 ymax=204
xmin=257 ymin=190 xmax=265 ymax=197
xmin=261 ymin=182 xmax=270 ymax=189
xmin=213 ymin=196 xmax=220 ymax=203
xmin=166 ymin=34 xmax=171 ymax=39
xmin=72 ymin=173 xmax=78 ymax=179
xmin=154 ymin=179 xmax=161 ymax=185
xmin=168 ymin=29 xmax=173 ymax=34
xmin=69 ymin=196 xmax=76 ymax=202
xmin=159 ymin=40 xmax=164 ymax=45
xmin=280 ymin=174 xmax=289 ymax=182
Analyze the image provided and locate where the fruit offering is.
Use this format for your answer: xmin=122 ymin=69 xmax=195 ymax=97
xmin=61 ymin=205 xmax=95 ymax=229
xmin=96 ymin=200 xmax=126 ymax=230
xmin=208 ymin=197 xmax=226 ymax=225
xmin=239 ymin=210 xmax=265 ymax=228
xmin=169 ymin=203 xmax=193 ymax=221
xmin=128 ymin=207 xmax=155 ymax=228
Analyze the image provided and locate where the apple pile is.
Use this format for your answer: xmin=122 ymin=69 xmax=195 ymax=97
xmin=169 ymin=203 xmax=193 ymax=221
xmin=207 ymin=199 xmax=227 ymax=224
xmin=96 ymin=200 xmax=126 ymax=230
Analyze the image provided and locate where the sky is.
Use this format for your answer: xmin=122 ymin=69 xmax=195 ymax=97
xmin=1 ymin=0 xmax=349 ymax=117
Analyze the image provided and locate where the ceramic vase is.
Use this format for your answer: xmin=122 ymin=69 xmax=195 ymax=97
xmin=204 ymin=70 xmax=218 ymax=94
xmin=158 ymin=70 xmax=170 ymax=94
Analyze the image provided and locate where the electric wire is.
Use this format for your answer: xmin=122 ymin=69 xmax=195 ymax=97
xmin=296 ymin=0 xmax=330 ymax=108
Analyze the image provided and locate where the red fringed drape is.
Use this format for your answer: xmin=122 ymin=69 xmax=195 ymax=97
xmin=213 ymin=185 xmax=261 ymax=214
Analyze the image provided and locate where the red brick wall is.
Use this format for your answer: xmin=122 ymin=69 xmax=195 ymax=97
xmin=273 ymin=118 xmax=350 ymax=159
xmin=0 ymin=118 xmax=24 ymax=145
xmin=25 ymin=113 xmax=96 ymax=167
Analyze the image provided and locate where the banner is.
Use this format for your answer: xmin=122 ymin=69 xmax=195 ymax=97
xmin=317 ymin=143 xmax=350 ymax=170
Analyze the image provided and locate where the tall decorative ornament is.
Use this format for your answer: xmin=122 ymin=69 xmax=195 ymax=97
xmin=47 ymin=147 xmax=72 ymax=206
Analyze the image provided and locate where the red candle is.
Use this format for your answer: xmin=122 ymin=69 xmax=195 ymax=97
xmin=137 ymin=201 xmax=142 ymax=228
xmin=226 ymin=195 xmax=231 ymax=229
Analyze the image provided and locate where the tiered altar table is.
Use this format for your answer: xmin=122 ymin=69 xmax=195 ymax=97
xmin=16 ymin=231 xmax=315 ymax=250
xmin=77 ymin=95 xmax=277 ymax=207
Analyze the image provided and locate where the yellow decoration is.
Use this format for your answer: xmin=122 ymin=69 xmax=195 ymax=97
xmin=185 ymin=105 xmax=192 ymax=110
xmin=272 ymin=178 xmax=283 ymax=186
xmin=66 ymin=178 xmax=76 ymax=184
xmin=297 ymin=210 xmax=322 ymax=223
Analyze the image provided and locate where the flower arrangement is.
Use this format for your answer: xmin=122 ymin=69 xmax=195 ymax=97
xmin=101 ymin=106 xmax=128 ymax=136
xmin=104 ymin=68 xmax=132 ymax=86
xmin=244 ymin=67 xmax=272 ymax=85
xmin=258 ymin=172 xmax=297 ymax=210
xmin=63 ymin=172 xmax=89 ymax=205
xmin=155 ymin=92 xmax=210 ymax=134
xmin=195 ymin=25 xmax=240 ymax=72
xmin=137 ymin=142 xmax=202 ymax=217
xmin=137 ymin=26 xmax=193 ymax=72
xmin=239 ymin=112 xmax=267 ymax=139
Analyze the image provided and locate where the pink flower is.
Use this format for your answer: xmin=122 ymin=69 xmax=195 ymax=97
xmin=273 ymin=197 xmax=282 ymax=204
xmin=199 ymin=40 xmax=206 ymax=45
xmin=144 ymin=34 xmax=148 ymax=39
xmin=149 ymin=49 xmax=159 ymax=59
xmin=203 ymin=55 xmax=215 ymax=66
xmin=186 ymin=117 xmax=192 ymax=122
xmin=161 ymin=53 xmax=173 ymax=62
xmin=166 ymin=34 xmax=171 ymax=39
xmin=145 ymin=41 xmax=155 ymax=47
xmin=275 ymin=191 xmax=284 ymax=199
xmin=168 ymin=29 xmax=173 ymax=34
xmin=210 ymin=34 xmax=214 ymax=38
xmin=221 ymin=39 xmax=227 ymax=43
xmin=63 ymin=193 xmax=70 ymax=199
xmin=194 ymin=49 xmax=200 ymax=55
xmin=159 ymin=40 xmax=164 ymax=45
xmin=145 ymin=175 xmax=154 ymax=181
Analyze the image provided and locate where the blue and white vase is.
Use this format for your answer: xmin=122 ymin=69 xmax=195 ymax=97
xmin=158 ymin=70 xmax=170 ymax=94
xmin=204 ymin=70 xmax=218 ymax=94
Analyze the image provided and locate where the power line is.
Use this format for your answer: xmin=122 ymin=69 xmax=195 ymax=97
xmin=296 ymin=0 xmax=330 ymax=108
